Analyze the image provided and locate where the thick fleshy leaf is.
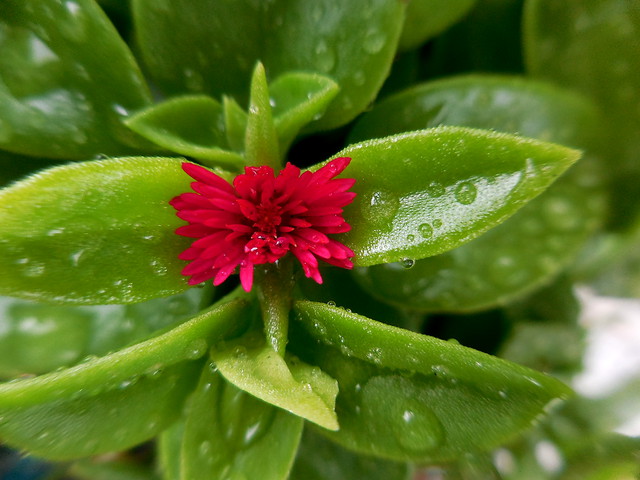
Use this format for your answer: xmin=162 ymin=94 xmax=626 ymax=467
xmin=399 ymin=0 xmax=477 ymax=51
xmin=0 ymin=298 xmax=249 ymax=459
xmin=132 ymin=0 xmax=406 ymax=130
xmin=0 ymin=298 xmax=247 ymax=406
xmin=0 ymin=361 xmax=200 ymax=460
xmin=245 ymin=63 xmax=280 ymax=169
xmin=525 ymin=0 xmax=640 ymax=132
xmin=291 ymin=301 xmax=572 ymax=462
xmin=124 ymin=96 xmax=245 ymax=170
xmin=157 ymin=422 xmax=184 ymax=480
xmin=212 ymin=333 xmax=339 ymax=430
xmin=181 ymin=362 xmax=303 ymax=480
xmin=349 ymin=77 xmax=605 ymax=311
xmin=223 ymin=96 xmax=248 ymax=153
xmin=0 ymin=296 xmax=91 ymax=377
xmin=326 ymin=126 xmax=580 ymax=267
xmin=290 ymin=427 xmax=412 ymax=480
xmin=0 ymin=157 xmax=195 ymax=304
xmin=270 ymin=72 xmax=339 ymax=152
xmin=69 ymin=458 xmax=160 ymax=480
xmin=0 ymin=0 xmax=152 ymax=159
xmin=501 ymin=278 xmax=585 ymax=375
xmin=0 ymin=288 xmax=209 ymax=378
xmin=524 ymin=0 xmax=640 ymax=227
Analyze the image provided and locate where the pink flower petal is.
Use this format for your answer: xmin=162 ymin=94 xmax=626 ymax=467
xmin=171 ymin=160 xmax=356 ymax=290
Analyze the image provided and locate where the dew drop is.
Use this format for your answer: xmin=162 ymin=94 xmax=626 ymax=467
xmin=184 ymin=68 xmax=205 ymax=91
xmin=362 ymin=376 xmax=444 ymax=453
xmin=363 ymin=29 xmax=386 ymax=54
xmin=426 ymin=182 xmax=446 ymax=197
xmin=418 ymin=223 xmax=433 ymax=239
xmin=23 ymin=261 xmax=45 ymax=277
xmin=454 ymin=182 xmax=477 ymax=205
xmin=185 ymin=338 xmax=208 ymax=359
xmin=314 ymin=41 xmax=336 ymax=72
xmin=150 ymin=259 xmax=168 ymax=276
xmin=199 ymin=440 xmax=212 ymax=457
xmin=112 ymin=104 xmax=130 ymax=117
xmin=432 ymin=219 xmax=443 ymax=229
xmin=362 ymin=190 xmax=400 ymax=226
xmin=352 ymin=70 xmax=366 ymax=86
xmin=365 ymin=347 xmax=383 ymax=364
xmin=232 ymin=345 xmax=247 ymax=358
xmin=327 ymin=300 xmax=337 ymax=307
xmin=401 ymin=258 xmax=415 ymax=269
xmin=431 ymin=365 xmax=449 ymax=377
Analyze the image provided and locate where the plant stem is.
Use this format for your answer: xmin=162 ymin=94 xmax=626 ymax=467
xmin=255 ymin=257 xmax=294 ymax=356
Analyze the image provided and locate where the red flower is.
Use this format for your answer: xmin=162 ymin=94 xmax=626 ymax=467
xmin=170 ymin=158 xmax=356 ymax=292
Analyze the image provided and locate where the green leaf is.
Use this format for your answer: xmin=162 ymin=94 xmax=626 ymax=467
xmin=212 ymin=332 xmax=339 ymax=430
xmin=524 ymin=0 xmax=640 ymax=131
xmin=0 ymin=298 xmax=249 ymax=459
xmin=524 ymin=0 xmax=640 ymax=227
xmin=131 ymin=0 xmax=406 ymax=131
xmin=0 ymin=0 xmax=152 ymax=159
xmin=349 ymin=77 xmax=605 ymax=311
xmin=223 ymin=96 xmax=248 ymax=153
xmin=500 ymin=278 xmax=585 ymax=375
xmin=0 ymin=288 xmax=209 ymax=378
xmin=157 ymin=421 xmax=184 ymax=480
xmin=0 ymin=157 xmax=196 ymax=304
xmin=291 ymin=301 xmax=572 ymax=462
xmin=245 ymin=63 xmax=280 ymax=169
xmin=0 ymin=297 xmax=92 ymax=377
xmin=125 ymin=96 xmax=245 ymax=170
xmin=181 ymin=362 xmax=303 ymax=480
xmin=290 ymin=427 xmax=412 ymax=480
xmin=0 ymin=361 xmax=200 ymax=460
xmin=270 ymin=72 xmax=339 ymax=152
xmin=69 ymin=458 xmax=161 ymax=480
xmin=399 ymin=0 xmax=477 ymax=51
xmin=328 ymin=126 xmax=580 ymax=267
xmin=0 ymin=298 xmax=247 ymax=406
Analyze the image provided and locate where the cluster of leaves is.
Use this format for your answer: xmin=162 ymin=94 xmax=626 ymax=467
xmin=0 ymin=0 xmax=638 ymax=479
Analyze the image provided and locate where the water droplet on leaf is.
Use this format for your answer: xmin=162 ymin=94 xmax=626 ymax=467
xmin=454 ymin=182 xmax=477 ymax=205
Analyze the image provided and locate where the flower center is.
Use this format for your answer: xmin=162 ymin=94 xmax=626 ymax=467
xmin=253 ymin=204 xmax=282 ymax=234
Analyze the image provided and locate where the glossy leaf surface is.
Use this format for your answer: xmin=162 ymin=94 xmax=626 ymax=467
xmin=181 ymin=363 xmax=303 ymax=480
xmin=245 ymin=63 xmax=280 ymax=169
xmin=292 ymin=301 xmax=571 ymax=462
xmin=0 ymin=298 xmax=248 ymax=458
xmin=0 ymin=361 xmax=199 ymax=460
xmin=0 ymin=288 xmax=208 ymax=378
xmin=270 ymin=72 xmax=339 ymax=152
xmin=291 ymin=427 xmax=412 ymax=480
xmin=0 ymin=0 xmax=152 ymax=159
xmin=525 ymin=0 xmax=640 ymax=227
xmin=349 ymin=77 xmax=605 ymax=311
xmin=158 ymin=422 xmax=184 ymax=480
xmin=132 ymin=0 xmax=405 ymax=130
xmin=328 ymin=126 xmax=580 ymax=267
xmin=0 ymin=157 xmax=194 ymax=304
xmin=212 ymin=334 xmax=339 ymax=430
xmin=399 ymin=0 xmax=477 ymax=51
xmin=125 ymin=96 xmax=245 ymax=170
xmin=525 ymin=0 xmax=640 ymax=131
xmin=0 ymin=298 xmax=247 ymax=407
